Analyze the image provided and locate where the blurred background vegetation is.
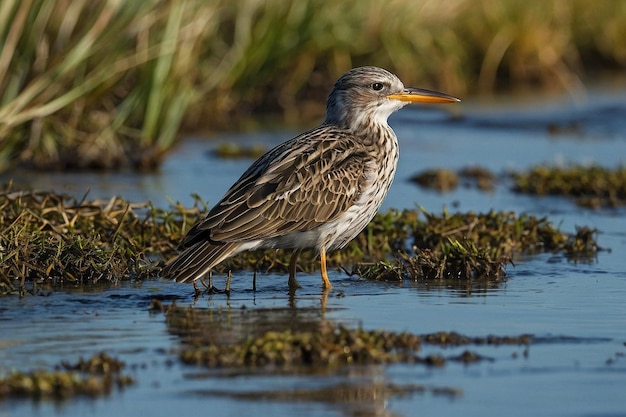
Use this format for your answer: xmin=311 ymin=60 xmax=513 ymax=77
xmin=1 ymin=0 xmax=625 ymax=172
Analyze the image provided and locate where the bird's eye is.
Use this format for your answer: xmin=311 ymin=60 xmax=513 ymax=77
xmin=372 ymin=82 xmax=384 ymax=91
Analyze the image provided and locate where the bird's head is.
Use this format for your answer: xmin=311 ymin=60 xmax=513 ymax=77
xmin=325 ymin=66 xmax=459 ymax=131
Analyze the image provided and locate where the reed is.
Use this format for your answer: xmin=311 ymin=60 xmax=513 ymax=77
xmin=0 ymin=0 xmax=624 ymax=171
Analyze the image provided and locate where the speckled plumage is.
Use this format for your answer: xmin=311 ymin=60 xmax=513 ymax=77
xmin=162 ymin=66 xmax=459 ymax=288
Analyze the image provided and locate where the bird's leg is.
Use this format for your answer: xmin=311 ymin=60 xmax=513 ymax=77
xmin=320 ymin=247 xmax=333 ymax=289
xmin=320 ymin=287 xmax=329 ymax=314
xmin=288 ymin=287 xmax=297 ymax=309
xmin=193 ymin=280 xmax=202 ymax=297
xmin=288 ymin=250 xmax=302 ymax=289
xmin=225 ymin=270 xmax=231 ymax=296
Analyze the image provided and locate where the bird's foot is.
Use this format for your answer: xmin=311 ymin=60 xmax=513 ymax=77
xmin=192 ymin=272 xmax=231 ymax=297
xmin=288 ymin=274 xmax=302 ymax=290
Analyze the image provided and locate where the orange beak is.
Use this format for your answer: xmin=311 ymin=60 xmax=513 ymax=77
xmin=387 ymin=87 xmax=460 ymax=104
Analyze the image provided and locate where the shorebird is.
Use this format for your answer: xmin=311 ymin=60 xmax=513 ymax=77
xmin=162 ymin=66 xmax=459 ymax=289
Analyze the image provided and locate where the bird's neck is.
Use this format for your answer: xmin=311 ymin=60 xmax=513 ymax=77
xmin=360 ymin=123 xmax=398 ymax=152
xmin=325 ymin=112 xmax=391 ymax=136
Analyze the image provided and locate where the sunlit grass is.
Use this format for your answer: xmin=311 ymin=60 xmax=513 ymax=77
xmin=0 ymin=0 xmax=625 ymax=171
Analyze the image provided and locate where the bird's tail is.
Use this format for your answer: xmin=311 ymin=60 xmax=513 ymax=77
xmin=161 ymin=241 xmax=240 ymax=283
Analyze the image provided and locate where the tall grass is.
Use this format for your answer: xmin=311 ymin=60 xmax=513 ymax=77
xmin=0 ymin=0 xmax=211 ymax=170
xmin=0 ymin=0 xmax=624 ymax=171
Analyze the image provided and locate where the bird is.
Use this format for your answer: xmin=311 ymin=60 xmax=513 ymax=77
xmin=162 ymin=66 xmax=459 ymax=289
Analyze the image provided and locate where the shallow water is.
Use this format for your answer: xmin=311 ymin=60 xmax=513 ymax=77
xmin=2 ymin=85 xmax=626 ymax=417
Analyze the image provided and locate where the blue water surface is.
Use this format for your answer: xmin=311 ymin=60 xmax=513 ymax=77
xmin=1 ymin=85 xmax=626 ymax=417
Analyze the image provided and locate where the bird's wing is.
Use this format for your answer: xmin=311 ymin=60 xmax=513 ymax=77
xmin=180 ymin=126 xmax=371 ymax=247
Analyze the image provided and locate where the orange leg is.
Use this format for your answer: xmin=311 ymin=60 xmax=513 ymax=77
xmin=288 ymin=250 xmax=301 ymax=289
xmin=320 ymin=247 xmax=333 ymax=289
xmin=320 ymin=286 xmax=329 ymax=314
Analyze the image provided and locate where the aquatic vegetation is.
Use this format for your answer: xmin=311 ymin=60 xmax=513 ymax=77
xmin=413 ymin=164 xmax=626 ymax=209
xmin=411 ymin=166 xmax=496 ymax=192
xmin=212 ymin=142 xmax=267 ymax=159
xmin=165 ymin=304 xmax=530 ymax=370
xmin=355 ymin=209 xmax=599 ymax=281
xmin=180 ymin=322 xmax=421 ymax=367
xmin=0 ymin=185 xmax=601 ymax=293
xmin=1 ymin=0 xmax=625 ymax=171
xmin=0 ymin=353 xmax=134 ymax=400
xmin=458 ymin=166 xmax=497 ymax=191
xmin=411 ymin=169 xmax=459 ymax=192
xmin=0 ymin=185 xmax=199 ymax=290
xmin=512 ymin=164 xmax=626 ymax=208
xmin=412 ymin=209 xmax=594 ymax=256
